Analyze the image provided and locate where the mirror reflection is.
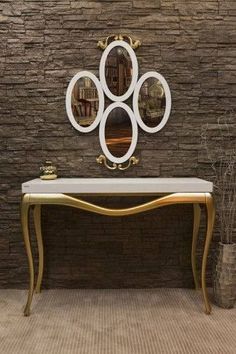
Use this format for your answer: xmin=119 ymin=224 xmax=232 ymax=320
xmin=105 ymin=107 xmax=132 ymax=158
xmin=105 ymin=46 xmax=132 ymax=97
xmin=138 ymin=77 xmax=166 ymax=128
xmin=71 ymin=77 xmax=99 ymax=127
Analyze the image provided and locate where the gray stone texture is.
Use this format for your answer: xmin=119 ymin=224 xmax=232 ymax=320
xmin=0 ymin=0 xmax=235 ymax=288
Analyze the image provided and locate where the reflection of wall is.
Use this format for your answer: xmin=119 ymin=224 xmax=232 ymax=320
xmin=1 ymin=1 xmax=235 ymax=289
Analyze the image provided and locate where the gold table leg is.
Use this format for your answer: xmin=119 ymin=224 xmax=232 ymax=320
xmin=34 ymin=205 xmax=44 ymax=293
xmin=21 ymin=192 xmax=214 ymax=315
xmin=192 ymin=204 xmax=201 ymax=290
xmin=201 ymin=193 xmax=215 ymax=314
xmin=21 ymin=195 xmax=34 ymax=316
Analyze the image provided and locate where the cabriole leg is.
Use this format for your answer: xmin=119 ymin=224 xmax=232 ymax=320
xmin=192 ymin=204 xmax=201 ymax=290
xmin=201 ymin=194 xmax=215 ymax=314
xmin=21 ymin=195 xmax=34 ymax=316
xmin=34 ymin=205 xmax=44 ymax=293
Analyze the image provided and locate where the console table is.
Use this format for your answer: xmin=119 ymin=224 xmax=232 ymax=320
xmin=21 ymin=177 xmax=215 ymax=316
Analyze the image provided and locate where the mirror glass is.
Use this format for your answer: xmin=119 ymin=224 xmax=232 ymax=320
xmin=105 ymin=46 xmax=133 ymax=97
xmin=105 ymin=107 xmax=132 ymax=158
xmin=138 ymin=77 xmax=166 ymax=128
xmin=71 ymin=76 xmax=99 ymax=127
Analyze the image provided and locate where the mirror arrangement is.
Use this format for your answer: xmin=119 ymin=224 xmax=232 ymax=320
xmin=66 ymin=34 xmax=172 ymax=170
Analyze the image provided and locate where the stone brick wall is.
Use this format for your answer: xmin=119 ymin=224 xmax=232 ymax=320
xmin=0 ymin=1 xmax=235 ymax=288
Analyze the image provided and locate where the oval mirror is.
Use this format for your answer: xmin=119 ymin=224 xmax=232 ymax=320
xmin=99 ymin=102 xmax=138 ymax=164
xmin=66 ymin=71 xmax=104 ymax=133
xmin=133 ymin=71 xmax=171 ymax=133
xmin=99 ymin=40 xmax=138 ymax=102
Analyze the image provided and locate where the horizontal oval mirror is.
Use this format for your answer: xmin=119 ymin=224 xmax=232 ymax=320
xmin=133 ymin=71 xmax=171 ymax=133
xmin=66 ymin=71 xmax=104 ymax=133
xmin=99 ymin=40 xmax=138 ymax=102
xmin=99 ymin=102 xmax=138 ymax=164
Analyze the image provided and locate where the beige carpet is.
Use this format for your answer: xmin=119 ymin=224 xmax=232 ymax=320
xmin=0 ymin=289 xmax=235 ymax=354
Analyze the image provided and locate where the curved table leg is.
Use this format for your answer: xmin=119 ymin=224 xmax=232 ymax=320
xmin=201 ymin=194 xmax=215 ymax=314
xmin=192 ymin=204 xmax=201 ymax=290
xmin=21 ymin=195 xmax=34 ymax=316
xmin=34 ymin=205 xmax=44 ymax=293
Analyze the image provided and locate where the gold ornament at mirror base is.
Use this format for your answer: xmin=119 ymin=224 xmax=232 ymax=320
xmin=96 ymin=155 xmax=139 ymax=171
xmin=97 ymin=34 xmax=141 ymax=50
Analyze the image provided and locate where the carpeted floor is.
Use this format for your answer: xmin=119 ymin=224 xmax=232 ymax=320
xmin=0 ymin=289 xmax=235 ymax=354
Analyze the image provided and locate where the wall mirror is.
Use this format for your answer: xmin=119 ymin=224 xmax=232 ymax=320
xmin=99 ymin=102 xmax=138 ymax=164
xmin=66 ymin=35 xmax=172 ymax=170
xmin=99 ymin=40 xmax=138 ymax=102
xmin=133 ymin=71 xmax=171 ymax=134
xmin=66 ymin=71 xmax=104 ymax=133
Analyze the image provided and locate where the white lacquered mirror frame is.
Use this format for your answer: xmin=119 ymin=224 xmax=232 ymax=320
xmin=99 ymin=40 xmax=139 ymax=102
xmin=133 ymin=71 xmax=172 ymax=134
xmin=99 ymin=102 xmax=138 ymax=164
xmin=66 ymin=70 xmax=104 ymax=133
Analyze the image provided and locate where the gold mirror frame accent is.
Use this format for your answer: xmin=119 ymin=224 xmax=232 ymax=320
xmin=96 ymin=155 xmax=139 ymax=171
xmin=97 ymin=34 xmax=141 ymax=50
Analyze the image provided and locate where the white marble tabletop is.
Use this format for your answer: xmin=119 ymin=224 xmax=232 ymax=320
xmin=22 ymin=178 xmax=213 ymax=194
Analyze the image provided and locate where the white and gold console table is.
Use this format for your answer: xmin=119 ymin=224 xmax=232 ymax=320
xmin=21 ymin=177 xmax=215 ymax=316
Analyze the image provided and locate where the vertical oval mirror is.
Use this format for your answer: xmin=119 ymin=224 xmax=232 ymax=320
xmin=66 ymin=71 xmax=104 ymax=133
xmin=105 ymin=107 xmax=132 ymax=158
xmin=133 ymin=71 xmax=171 ymax=133
xmin=99 ymin=102 xmax=138 ymax=164
xmin=99 ymin=40 xmax=138 ymax=102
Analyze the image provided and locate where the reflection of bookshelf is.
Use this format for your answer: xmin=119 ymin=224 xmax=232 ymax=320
xmin=72 ymin=85 xmax=99 ymax=126
xmin=105 ymin=49 xmax=132 ymax=96
xmin=78 ymin=87 xmax=98 ymax=100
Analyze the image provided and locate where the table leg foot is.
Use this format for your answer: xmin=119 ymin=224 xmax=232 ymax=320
xmin=205 ymin=307 xmax=211 ymax=315
xmin=24 ymin=306 xmax=31 ymax=317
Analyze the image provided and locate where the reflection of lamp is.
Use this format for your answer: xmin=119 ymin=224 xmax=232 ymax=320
xmin=117 ymin=47 xmax=123 ymax=56
xmin=149 ymin=82 xmax=164 ymax=98
xmin=84 ymin=77 xmax=91 ymax=88
xmin=142 ymin=81 xmax=148 ymax=96
xmin=117 ymin=47 xmax=130 ymax=62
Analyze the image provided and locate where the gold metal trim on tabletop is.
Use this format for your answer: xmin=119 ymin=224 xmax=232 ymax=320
xmin=27 ymin=193 xmax=207 ymax=215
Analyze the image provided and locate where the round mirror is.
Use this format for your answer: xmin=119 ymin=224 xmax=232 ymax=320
xmin=66 ymin=71 xmax=104 ymax=133
xmin=99 ymin=40 xmax=138 ymax=102
xmin=133 ymin=71 xmax=171 ymax=133
xmin=99 ymin=102 xmax=138 ymax=164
